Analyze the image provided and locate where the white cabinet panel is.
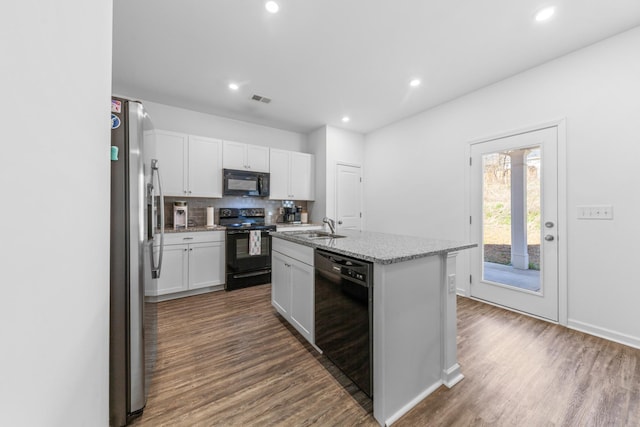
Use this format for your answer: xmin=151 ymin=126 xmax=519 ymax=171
xmin=291 ymin=152 xmax=313 ymax=200
xmin=223 ymin=140 xmax=270 ymax=172
xmin=269 ymin=148 xmax=314 ymax=200
xmin=271 ymin=240 xmax=314 ymax=344
xmin=246 ymin=145 xmax=270 ymax=172
xmin=271 ymin=251 xmax=291 ymax=316
xmin=269 ymin=149 xmax=290 ymax=200
xmin=188 ymin=241 xmax=225 ymax=290
xmin=152 ymin=130 xmax=187 ymax=197
xmin=155 ymin=244 xmax=188 ymax=295
xmin=188 ymin=135 xmax=223 ymax=198
xmin=153 ymin=232 xmax=225 ymax=298
xmin=149 ymin=130 xmax=223 ymax=198
xmin=290 ymin=259 xmax=314 ymax=339
xmin=222 ymin=140 xmax=247 ymax=170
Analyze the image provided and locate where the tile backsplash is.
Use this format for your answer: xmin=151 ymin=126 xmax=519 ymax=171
xmin=163 ymin=196 xmax=308 ymax=227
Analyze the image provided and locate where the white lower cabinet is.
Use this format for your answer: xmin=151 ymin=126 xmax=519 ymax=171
xmin=188 ymin=241 xmax=225 ymax=290
xmin=271 ymin=251 xmax=292 ymax=316
xmin=151 ymin=231 xmax=225 ymax=299
xmin=271 ymin=238 xmax=314 ymax=344
xmin=156 ymin=243 xmax=189 ymax=295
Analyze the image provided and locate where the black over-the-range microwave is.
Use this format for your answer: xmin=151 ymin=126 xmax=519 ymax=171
xmin=223 ymin=169 xmax=270 ymax=197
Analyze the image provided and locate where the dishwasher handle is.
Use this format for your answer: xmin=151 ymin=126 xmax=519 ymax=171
xmin=316 ymin=249 xmax=371 ymax=287
xmin=317 ymin=249 xmax=365 ymax=268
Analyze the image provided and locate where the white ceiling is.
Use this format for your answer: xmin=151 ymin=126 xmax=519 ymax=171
xmin=112 ymin=1 xmax=640 ymax=134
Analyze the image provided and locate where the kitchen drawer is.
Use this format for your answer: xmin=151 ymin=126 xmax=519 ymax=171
xmin=156 ymin=231 xmax=225 ymax=246
xmin=273 ymin=237 xmax=314 ymax=266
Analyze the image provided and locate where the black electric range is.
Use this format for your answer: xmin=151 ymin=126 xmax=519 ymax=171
xmin=219 ymin=208 xmax=276 ymax=290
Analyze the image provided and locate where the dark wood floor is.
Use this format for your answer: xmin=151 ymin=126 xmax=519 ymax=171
xmin=132 ymin=284 xmax=640 ymax=426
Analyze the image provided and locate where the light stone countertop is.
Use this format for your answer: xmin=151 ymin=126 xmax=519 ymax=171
xmin=271 ymin=229 xmax=477 ymax=265
xmin=274 ymin=223 xmax=323 ymax=230
xmin=161 ymin=226 xmax=226 ymax=233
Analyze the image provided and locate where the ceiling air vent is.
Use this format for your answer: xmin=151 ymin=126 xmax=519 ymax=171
xmin=251 ymin=94 xmax=272 ymax=104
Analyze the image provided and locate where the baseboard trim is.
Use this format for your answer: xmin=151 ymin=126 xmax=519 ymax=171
xmin=567 ymin=319 xmax=640 ymax=350
xmin=385 ymin=381 xmax=442 ymax=426
xmin=442 ymin=363 xmax=464 ymax=388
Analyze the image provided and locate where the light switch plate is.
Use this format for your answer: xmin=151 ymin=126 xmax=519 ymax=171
xmin=577 ymin=205 xmax=613 ymax=220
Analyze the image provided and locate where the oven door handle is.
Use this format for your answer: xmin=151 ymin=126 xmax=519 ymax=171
xmin=227 ymin=230 xmax=272 ymax=235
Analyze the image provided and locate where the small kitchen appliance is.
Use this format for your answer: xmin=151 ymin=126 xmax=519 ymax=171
xmin=173 ymin=201 xmax=187 ymax=229
xmin=219 ymin=207 xmax=276 ymax=290
xmin=223 ymin=169 xmax=270 ymax=197
xmin=283 ymin=206 xmax=303 ymax=223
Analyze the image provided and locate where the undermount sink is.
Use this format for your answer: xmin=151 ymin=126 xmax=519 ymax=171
xmin=299 ymin=231 xmax=346 ymax=240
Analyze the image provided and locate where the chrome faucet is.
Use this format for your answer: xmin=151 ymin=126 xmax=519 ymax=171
xmin=323 ymin=217 xmax=336 ymax=234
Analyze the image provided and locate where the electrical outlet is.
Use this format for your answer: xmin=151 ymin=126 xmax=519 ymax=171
xmin=447 ymin=274 xmax=456 ymax=294
xmin=577 ymin=205 xmax=613 ymax=220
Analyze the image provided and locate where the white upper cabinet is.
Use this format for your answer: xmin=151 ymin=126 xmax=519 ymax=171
xmin=149 ymin=130 xmax=223 ymax=198
xmin=290 ymin=151 xmax=313 ymax=200
xmin=188 ymin=135 xmax=223 ymax=198
xmin=223 ymin=140 xmax=270 ymax=172
xmin=150 ymin=130 xmax=187 ymax=196
xmin=269 ymin=149 xmax=290 ymax=200
xmin=269 ymin=148 xmax=314 ymax=201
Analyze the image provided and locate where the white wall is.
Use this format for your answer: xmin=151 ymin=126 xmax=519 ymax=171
xmin=137 ymin=100 xmax=307 ymax=152
xmin=364 ymin=26 xmax=640 ymax=348
xmin=307 ymin=126 xmax=327 ymax=222
xmin=0 ymin=1 xmax=113 ymax=425
xmin=325 ymin=126 xmax=366 ymax=222
xmin=308 ymin=126 xmax=365 ymax=222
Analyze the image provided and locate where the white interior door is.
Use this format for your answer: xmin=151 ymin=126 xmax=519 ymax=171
xmin=336 ymin=164 xmax=362 ymax=231
xmin=470 ymin=126 xmax=559 ymax=321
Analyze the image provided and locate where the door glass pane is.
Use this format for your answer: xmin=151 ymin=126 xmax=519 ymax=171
xmin=482 ymin=146 xmax=541 ymax=292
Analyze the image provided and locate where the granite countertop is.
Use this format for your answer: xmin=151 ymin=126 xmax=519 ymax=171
xmin=275 ymin=223 xmax=323 ymax=229
xmin=161 ymin=225 xmax=226 ymax=233
xmin=272 ymin=229 xmax=477 ymax=265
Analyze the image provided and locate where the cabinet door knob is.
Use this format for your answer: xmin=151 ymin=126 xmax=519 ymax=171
xmin=544 ymin=235 xmax=555 ymax=241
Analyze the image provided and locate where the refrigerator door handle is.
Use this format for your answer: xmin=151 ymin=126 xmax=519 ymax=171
xmin=151 ymin=159 xmax=165 ymax=279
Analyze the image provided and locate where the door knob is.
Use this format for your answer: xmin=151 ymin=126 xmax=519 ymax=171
xmin=338 ymin=220 xmax=343 ymax=225
xmin=545 ymin=221 xmax=554 ymax=228
xmin=544 ymin=235 xmax=554 ymax=241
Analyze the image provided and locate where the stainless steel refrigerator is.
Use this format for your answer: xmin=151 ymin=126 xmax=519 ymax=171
xmin=110 ymin=97 xmax=165 ymax=426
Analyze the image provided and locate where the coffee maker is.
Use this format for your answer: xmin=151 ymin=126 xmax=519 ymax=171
xmin=283 ymin=206 xmax=302 ymax=224
xmin=173 ymin=201 xmax=188 ymax=229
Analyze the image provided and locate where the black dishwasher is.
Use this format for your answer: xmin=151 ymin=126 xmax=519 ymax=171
xmin=315 ymin=249 xmax=373 ymax=397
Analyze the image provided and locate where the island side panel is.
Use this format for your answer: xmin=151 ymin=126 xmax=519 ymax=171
xmin=373 ymin=255 xmax=444 ymax=426
xmin=441 ymin=252 xmax=464 ymax=387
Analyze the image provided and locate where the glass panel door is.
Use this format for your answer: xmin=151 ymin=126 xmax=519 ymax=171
xmin=470 ymin=126 xmax=558 ymax=321
xmin=481 ymin=147 xmax=541 ymax=292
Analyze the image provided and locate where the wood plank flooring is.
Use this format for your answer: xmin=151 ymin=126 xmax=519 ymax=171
xmin=131 ymin=285 xmax=640 ymax=426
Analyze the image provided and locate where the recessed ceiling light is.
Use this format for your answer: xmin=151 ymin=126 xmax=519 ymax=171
xmin=265 ymin=1 xmax=279 ymax=13
xmin=409 ymin=79 xmax=421 ymax=87
xmin=535 ymin=6 xmax=555 ymax=22
xmin=341 ymin=116 xmax=350 ymax=123
xmin=228 ymin=83 xmax=239 ymax=91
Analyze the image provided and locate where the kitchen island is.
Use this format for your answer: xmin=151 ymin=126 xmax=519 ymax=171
xmin=271 ymin=229 xmax=476 ymax=426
